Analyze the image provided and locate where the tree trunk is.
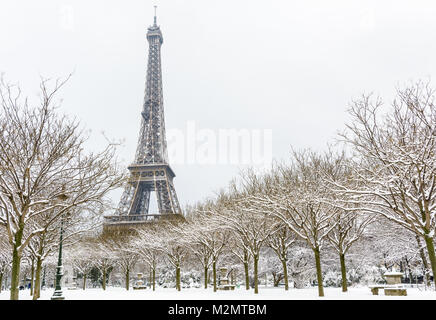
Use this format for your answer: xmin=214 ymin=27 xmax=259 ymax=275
xmin=408 ymin=268 xmax=413 ymax=284
xmin=102 ymin=270 xmax=106 ymax=290
xmin=30 ymin=258 xmax=34 ymax=296
xmin=176 ymin=266 xmax=181 ymax=291
xmin=83 ymin=274 xmax=87 ymax=290
xmin=152 ymin=267 xmax=156 ymax=291
xmin=272 ymin=272 xmax=282 ymax=287
xmin=204 ymin=266 xmax=208 ymax=289
xmin=281 ymin=259 xmax=289 ymax=291
xmin=0 ymin=272 xmax=3 ymax=293
xmin=244 ymin=261 xmax=249 ymax=290
xmin=125 ymin=268 xmax=129 ymax=290
xmin=10 ymin=236 xmax=23 ymax=300
xmin=416 ymin=235 xmax=431 ymax=286
xmin=423 ymin=235 xmax=436 ymax=290
xmin=33 ymin=257 xmax=42 ymax=300
xmin=212 ymin=260 xmax=217 ymax=292
xmin=339 ymin=252 xmax=347 ymax=292
xmin=313 ymin=247 xmax=324 ymax=297
xmin=254 ymin=255 xmax=259 ymax=294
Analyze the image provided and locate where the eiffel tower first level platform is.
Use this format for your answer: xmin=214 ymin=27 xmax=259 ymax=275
xmin=104 ymin=10 xmax=183 ymax=229
xmin=104 ymin=163 xmax=182 ymax=225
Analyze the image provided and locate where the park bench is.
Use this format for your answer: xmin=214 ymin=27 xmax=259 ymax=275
xmin=368 ymin=285 xmax=386 ymax=295
xmin=384 ymin=286 xmax=407 ymax=296
xmin=369 ymin=285 xmax=407 ymax=296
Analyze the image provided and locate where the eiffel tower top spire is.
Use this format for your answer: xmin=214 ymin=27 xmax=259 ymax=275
xmin=147 ymin=6 xmax=163 ymax=43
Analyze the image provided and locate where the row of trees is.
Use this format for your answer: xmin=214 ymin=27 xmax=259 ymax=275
xmin=61 ymin=185 xmax=430 ymax=297
xmin=120 ymin=80 xmax=433 ymax=297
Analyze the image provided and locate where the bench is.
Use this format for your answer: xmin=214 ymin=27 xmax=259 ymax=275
xmin=369 ymin=285 xmax=407 ymax=296
xmin=368 ymin=285 xmax=386 ymax=295
xmin=384 ymin=287 xmax=407 ymax=296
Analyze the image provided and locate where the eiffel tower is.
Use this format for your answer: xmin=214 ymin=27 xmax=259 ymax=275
xmin=105 ymin=9 xmax=182 ymax=227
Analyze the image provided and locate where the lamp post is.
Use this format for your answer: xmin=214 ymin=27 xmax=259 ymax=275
xmin=51 ymin=192 xmax=69 ymax=300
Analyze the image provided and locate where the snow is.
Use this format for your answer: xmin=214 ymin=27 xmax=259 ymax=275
xmin=1 ymin=286 xmax=436 ymax=300
xmin=384 ymin=271 xmax=403 ymax=276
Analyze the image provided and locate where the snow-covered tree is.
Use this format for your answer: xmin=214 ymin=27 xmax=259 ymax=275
xmin=258 ymin=248 xmax=285 ymax=287
xmin=266 ymin=221 xmax=295 ymax=290
xmin=251 ymin=150 xmax=340 ymax=296
xmin=213 ymin=187 xmax=276 ymax=294
xmin=338 ymin=81 xmax=436 ymax=288
xmin=155 ymin=220 xmax=189 ymax=291
xmin=66 ymin=240 xmax=95 ymax=290
xmin=186 ymin=202 xmax=229 ymax=291
xmin=322 ymin=153 xmax=376 ymax=292
xmin=91 ymin=236 xmax=117 ymax=290
xmin=364 ymin=218 xmax=426 ymax=279
xmin=227 ymin=234 xmax=252 ymax=290
xmin=132 ymin=226 xmax=162 ymax=291
xmin=27 ymin=208 xmax=98 ymax=299
xmin=174 ymin=207 xmax=212 ymax=290
xmin=102 ymin=231 xmax=138 ymax=290
xmin=326 ymin=210 xmax=374 ymax=292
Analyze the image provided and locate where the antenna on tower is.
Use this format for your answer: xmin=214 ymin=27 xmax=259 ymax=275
xmin=154 ymin=5 xmax=157 ymax=25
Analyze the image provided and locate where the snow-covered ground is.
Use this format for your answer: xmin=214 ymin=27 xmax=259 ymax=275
xmin=1 ymin=286 xmax=436 ymax=300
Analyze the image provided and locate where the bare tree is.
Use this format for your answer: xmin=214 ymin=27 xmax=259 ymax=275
xmin=91 ymin=236 xmax=116 ymax=290
xmin=0 ymin=76 xmax=125 ymax=299
xmin=101 ymin=231 xmax=138 ymax=290
xmin=186 ymin=203 xmax=229 ymax=291
xmin=266 ymin=221 xmax=296 ymax=290
xmin=228 ymin=234 xmax=252 ymax=290
xmin=133 ymin=226 xmax=162 ymax=291
xmin=214 ymin=187 xmax=275 ymax=294
xmin=361 ymin=218 xmax=427 ymax=282
xmin=156 ymin=221 xmax=189 ymax=291
xmin=66 ymin=240 xmax=95 ymax=290
xmin=327 ymin=210 xmax=374 ymax=292
xmin=28 ymin=206 xmax=98 ymax=299
xmin=322 ymin=155 xmax=376 ymax=292
xmin=253 ymin=150 xmax=339 ymax=296
xmin=338 ymin=81 xmax=436 ymax=288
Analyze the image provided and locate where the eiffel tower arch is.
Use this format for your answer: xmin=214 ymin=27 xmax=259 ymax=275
xmin=104 ymin=11 xmax=183 ymax=230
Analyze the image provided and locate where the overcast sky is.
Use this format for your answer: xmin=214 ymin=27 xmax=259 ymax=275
xmin=1 ymin=0 xmax=436 ymax=210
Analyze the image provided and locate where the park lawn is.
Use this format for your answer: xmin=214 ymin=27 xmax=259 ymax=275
xmin=1 ymin=286 xmax=436 ymax=300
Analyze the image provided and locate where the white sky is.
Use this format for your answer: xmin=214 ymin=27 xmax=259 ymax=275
xmin=1 ymin=0 xmax=436 ymax=210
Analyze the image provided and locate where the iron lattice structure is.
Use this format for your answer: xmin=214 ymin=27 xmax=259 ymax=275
xmin=105 ymin=14 xmax=182 ymax=226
